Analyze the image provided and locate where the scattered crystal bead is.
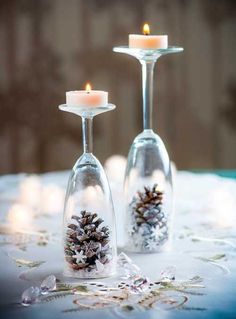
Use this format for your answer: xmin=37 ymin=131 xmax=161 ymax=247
xmin=40 ymin=275 xmax=56 ymax=294
xmin=160 ymin=266 xmax=176 ymax=282
xmin=21 ymin=286 xmax=40 ymax=306
xmin=117 ymin=252 xmax=140 ymax=277
xmin=130 ymin=275 xmax=149 ymax=294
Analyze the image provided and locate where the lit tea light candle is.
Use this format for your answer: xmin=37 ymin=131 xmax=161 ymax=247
xmin=129 ymin=23 xmax=168 ymax=49
xmin=66 ymin=83 xmax=108 ymax=107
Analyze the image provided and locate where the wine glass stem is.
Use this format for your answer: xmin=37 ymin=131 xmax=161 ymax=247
xmin=141 ymin=60 xmax=155 ymax=130
xmin=82 ymin=117 xmax=93 ymax=153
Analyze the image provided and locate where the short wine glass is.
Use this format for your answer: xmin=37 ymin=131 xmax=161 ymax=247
xmin=59 ymin=103 xmax=117 ymax=278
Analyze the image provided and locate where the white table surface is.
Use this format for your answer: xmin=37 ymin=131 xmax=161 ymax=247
xmin=0 ymin=169 xmax=236 ymax=319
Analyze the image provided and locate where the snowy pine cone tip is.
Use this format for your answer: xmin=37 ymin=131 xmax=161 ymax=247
xmin=64 ymin=210 xmax=111 ymax=272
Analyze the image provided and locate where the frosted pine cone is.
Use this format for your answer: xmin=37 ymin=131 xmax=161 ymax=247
xmin=129 ymin=184 xmax=168 ymax=251
xmin=64 ymin=210 xmax=112 ymax=274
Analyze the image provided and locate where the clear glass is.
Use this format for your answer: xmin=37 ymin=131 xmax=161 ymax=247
xmin=113 ymin=46 xmax=183 ymax=253
xmin=59 ymin=103 xmax=117 ymax=278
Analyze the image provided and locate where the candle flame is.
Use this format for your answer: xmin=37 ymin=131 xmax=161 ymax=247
xmin=85 ymin=83 xmax=92 ymax=92
xmin=143 ymin=23 xmax=150 ymax=35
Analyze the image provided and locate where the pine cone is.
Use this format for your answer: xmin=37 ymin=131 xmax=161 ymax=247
xmin=129 ymin=184 xmax=169 ymax=251
xmin=64 ymin=210 xmax=111 ymax=272
xmin=133 ymin=184 xmax=164 ymax=228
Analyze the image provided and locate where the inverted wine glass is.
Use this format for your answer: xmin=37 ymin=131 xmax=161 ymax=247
xmin=113 ymin=45 xmax=183 ymax=253
xmin=59 ymin=102 xmax=117 ymax=278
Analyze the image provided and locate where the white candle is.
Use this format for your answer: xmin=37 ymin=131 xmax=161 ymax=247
xmin=66 ymin=83 xmax=108 ymax=107
xmin=129 ymin=23 xmax=168 ymax=49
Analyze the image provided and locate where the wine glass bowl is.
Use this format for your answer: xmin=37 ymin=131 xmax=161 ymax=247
xmin=124 ymin=130 xmax=173 ymax=252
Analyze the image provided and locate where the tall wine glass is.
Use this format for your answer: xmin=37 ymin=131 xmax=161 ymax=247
xmin=113 ymin=46 xmax=183 ymax=253
xmin=59 ymin=103 xmax=117 ymax=278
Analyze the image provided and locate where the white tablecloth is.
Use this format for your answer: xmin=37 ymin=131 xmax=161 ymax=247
xmin=0 ymin=170 xmax=236 ymax=319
